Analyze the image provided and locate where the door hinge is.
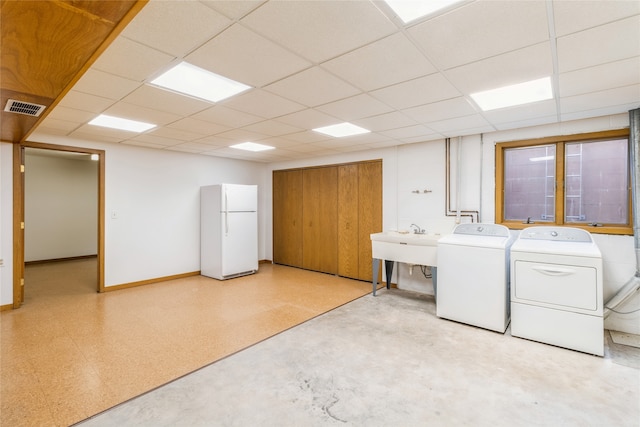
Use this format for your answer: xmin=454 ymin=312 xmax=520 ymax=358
xmin=20 ymin=222 xmax=24 ymax=229
xmin=20 ymin=278 xmax=24 ymax=287
xmin=20 ymin=164 xmax=24 ymax=173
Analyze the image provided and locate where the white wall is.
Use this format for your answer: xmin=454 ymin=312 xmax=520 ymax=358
xmin=0 ymin=143 xmax=13 ymax=306
xmin=25 ymin=153 xmax=98 ymax=262
xmin=2 ymin=114 xmax=637 ymax=333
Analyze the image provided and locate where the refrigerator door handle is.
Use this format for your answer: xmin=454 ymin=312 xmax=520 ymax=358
xmin=224 ymin=191 xmax=229 ymax=234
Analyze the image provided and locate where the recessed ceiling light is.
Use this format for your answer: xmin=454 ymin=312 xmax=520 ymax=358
xmin=384 ymin=0 xmax=464 ymax=23
xmin=470 ymin=77 xmax=553 ymax=111
xmin=150 ymin=62 xmax=251 ymax=103
xmin=230 ymin=142 xmax=275 ymax=152
xmin=88 ymin=114 xmax=156 ymax=132
xmin=312 ymin=123 xmax=370 ymax=138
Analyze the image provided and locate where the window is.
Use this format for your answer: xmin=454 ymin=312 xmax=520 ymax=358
xmin=496 ymin=129 xmax=632 ymax=235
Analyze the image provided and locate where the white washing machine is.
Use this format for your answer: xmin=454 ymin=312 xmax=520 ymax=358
xmin=436 ymin=223 xmax=515 ymax=333
xmin=510 ymin=227 xmax=604 ymax=356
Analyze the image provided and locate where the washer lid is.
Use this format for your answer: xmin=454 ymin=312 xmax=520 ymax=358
xmin=452 ymin=223 xmax=511 ymax=237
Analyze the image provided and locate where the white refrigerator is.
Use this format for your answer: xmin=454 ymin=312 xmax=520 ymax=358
xmin=201 ymin=184 xmax=258 ymax=280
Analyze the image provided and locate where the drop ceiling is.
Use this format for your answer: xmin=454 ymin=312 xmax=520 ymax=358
xmin=13 ymin=0 xmax=640 ymax=162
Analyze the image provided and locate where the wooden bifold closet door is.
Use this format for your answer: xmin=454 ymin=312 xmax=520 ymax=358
xmin=273 ymin=160 xmax=382 ymax=282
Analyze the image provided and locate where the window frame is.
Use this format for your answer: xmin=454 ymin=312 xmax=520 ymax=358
xmin=495 ymin=129 xmax=632 ymax=235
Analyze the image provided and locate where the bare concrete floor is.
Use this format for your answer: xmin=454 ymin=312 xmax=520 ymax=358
xmin=80 ymin=289 xmax=640 ymax=427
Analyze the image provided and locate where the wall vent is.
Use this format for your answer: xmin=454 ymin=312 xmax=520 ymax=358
xmin=4 ymin=99 xmax=46 ymax=117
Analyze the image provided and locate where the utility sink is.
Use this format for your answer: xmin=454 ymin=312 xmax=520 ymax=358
xmin=370 ymin=231 xmax=441 ymax=265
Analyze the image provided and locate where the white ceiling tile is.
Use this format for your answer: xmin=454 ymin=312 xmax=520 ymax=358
xmin=370 ymin=74 xmax=460 ymax=110
xmin=186 ymin=24 xmax=311 ymax=87
xmin=379 ymin=124 xmax=437 ymax=139
xmin=427 ymin=114 xmax=494 ymax=135
xmin=45 ymin=106 xmax=96 ymax=124
xmin=72 ymin=69 xmax=140 ymax=100
xmin=92 ymin=37 xmax=175 ymax=82
xmin=255 ymin=136 xmax=301 ymax=149
xmin=241 ymin=0 xmax=396 ymax=63
xmin=444 ymin=42 xmax=553 ymax=94
xmin=561 ymin=102 xmax=640 ymax=123
xmin=201 ymin=1 xmax=265 ymax=20
xmin=165 ymin=142 xmax=217 ymax=153
xmin=216 ymin=128 xmax=269 ymax=143
xmin=264 ymin=67 xmax=360 ymax=107
xmin=281 ymin=130 xmax=331 ymax=144
xmin=58 ymin=90 xmax=114 ymax=113
xmin=70 ymin=124 xmax=134 ymax=141
xmin=120 ymin=140 xmax=167 ymax=150
xmin=402 ymin=97 xmax=477 ymax=123
xmin=193 ymin=135 xmax=235 ymax=147
xmin=557 ymin=15 xmax=640 ymax=73
xmin=104 ymin=103 xmax=181 ymax=126
xmin=408 ymin=0 xmax=549 ymax=70
xmin=148 ymin=127 xmax=203 ymax=141
xmin=274 ymin=109 xmax=340 ymax=130
xmin=129 ymin=133 xmax=184 ymax=147
xmin=121 ymin=0 xmax=231 ymax=56
xmin=121 ymin=85 xmax=211 ymax=116
xmin=493 ymin=115 xmax=559 ymax=131
xmin=352 ymin=111 xmax=418 ymax=132
xmin=559 ymin=57 xmax=640 ymax=97
xmin=482 ymin=99 xmax=558 ymax=126
xmin=221 ymin=89 xmax=305 ymax=119
xmin=316 ymin=94 xmax=393 ymax=122
xmin=167 ymin=118 xmax=230 ymax=136
xmin=191 ymin=105 xmax=263 ymax=128
xmin=560 ymin=84 xmax=640 ymax=115
xmin=241 ymin=121 xmax=302 ymax=137
xmin=322 ymin=32 xmax=436 ymax=91
xmin=553 ymin=0 xmax=640 ymax=37
xmin=36 ymin=117 xmax=79 ymax=133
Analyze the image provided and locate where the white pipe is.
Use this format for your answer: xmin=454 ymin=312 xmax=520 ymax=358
xmin=604 ymin=107 xmax=640 ymax=317
xmin=456 ymin=136 xmax=462 ymax=224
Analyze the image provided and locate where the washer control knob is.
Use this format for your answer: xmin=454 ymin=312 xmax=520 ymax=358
xmin=550 ymin=231 xmax=558 ymax=237
xmin=477 ymin=226 xmax=484 ymax=232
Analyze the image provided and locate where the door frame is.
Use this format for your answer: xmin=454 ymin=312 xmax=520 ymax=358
xmin=13 ymin=141 xmax=105 ymax=307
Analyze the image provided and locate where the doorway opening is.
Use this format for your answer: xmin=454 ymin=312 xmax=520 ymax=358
xmin=13 ymin=142 xmax=105 ymax=308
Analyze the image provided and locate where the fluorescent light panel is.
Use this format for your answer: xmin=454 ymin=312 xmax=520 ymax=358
xmin=230 ymin=142 xmax=275 ymax=152
xmin=88 ymin=114 xmax=156 ymax=132
xmin=150 ymin=62 xmax=251 ymax=103
xmin=313 ymin=122 xmax=370 ymax=138
xmin=471 ymin=77 xmax=553 ymax=111
xmin=384 ymin=0 xmax=464 ymax=23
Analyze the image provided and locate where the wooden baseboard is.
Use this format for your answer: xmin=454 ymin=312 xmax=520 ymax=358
xmin=103 ymin=271 xmax=200 ymax=292
xmin=259 ymin=259 xmax=272 ymax=264
xmin=0 ymin=303 xmax=13 ymax=312
xmin=25 ymin=255 xmax=97 ymax=265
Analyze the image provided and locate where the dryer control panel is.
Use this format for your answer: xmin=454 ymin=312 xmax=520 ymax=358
xmin=452 ymin=223 xmax=511 ymax=237
xmin=519 ymin=226 xmax=592 ymax=243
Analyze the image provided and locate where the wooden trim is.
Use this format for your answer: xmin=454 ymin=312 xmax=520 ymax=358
xmin=496 ymin=128 xmax=630 ymax=149
xmin=259 ymin=259 xmax=272 ymax=264
xmin=103 ymin=271 xmax=200 ymax=292
xmin=20 ymin=0 xmax=149 ymax=143
xmin=0 ymin=304 xmax=13 ymax=312
xmin=25 ymin=255 xmax=97 ymax=265
xmin=12 ymin=144 xmax=24 ymax=308
xmin=495 ymin=129 xmax=633 ymax=235
xmin=19 ymin=142 xmax=106 ymax=298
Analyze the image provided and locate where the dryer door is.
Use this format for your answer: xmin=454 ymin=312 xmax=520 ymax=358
xmin=513 ymin=260 xmax=598 ymax=312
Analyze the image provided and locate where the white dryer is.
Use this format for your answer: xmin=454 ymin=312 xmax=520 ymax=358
xmin=437 ymin=223 xmax=515 ymax=333
xmin=510 ymin=227 xmax=603 ymax=356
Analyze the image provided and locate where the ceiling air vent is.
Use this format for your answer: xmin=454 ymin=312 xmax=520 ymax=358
xmin=4 ymin=99 xmax=46 ymax=117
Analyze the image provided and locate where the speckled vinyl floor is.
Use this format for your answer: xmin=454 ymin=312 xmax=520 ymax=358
xmin=1 ymin=259 xmax=374 ymax=427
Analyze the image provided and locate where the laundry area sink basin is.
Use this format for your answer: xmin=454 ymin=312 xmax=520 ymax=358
xmin=370 ymin=231 xmax=444 ymax=296
xmin=370 ymin=231 xmax=441 ymax=265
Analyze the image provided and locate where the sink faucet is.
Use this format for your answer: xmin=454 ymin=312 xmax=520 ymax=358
xmin=410 ymin=224 xmax=424 ymax=234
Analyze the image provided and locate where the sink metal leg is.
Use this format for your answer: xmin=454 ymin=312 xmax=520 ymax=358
xmin=372 ymin=258 xmax=380 ymax=296
xmin=384 ymin=260 xmax=394 ymax=290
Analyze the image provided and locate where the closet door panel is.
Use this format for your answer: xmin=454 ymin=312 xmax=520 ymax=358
xmin=302 ymin=167 xmax=338 ymax=274
xmin=358 ymin=161 xmax=383 ymax=282
xmin=338 ymin=164 xmax=359 ymax=279
xmin=273 ymin=170 xmax=303 ymax=267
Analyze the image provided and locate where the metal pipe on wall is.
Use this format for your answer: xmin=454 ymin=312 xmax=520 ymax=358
xmin=445 ymin=137 xmax=478 ymax=223
xmin=604 ymin=107 xmax=640 ymax=317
